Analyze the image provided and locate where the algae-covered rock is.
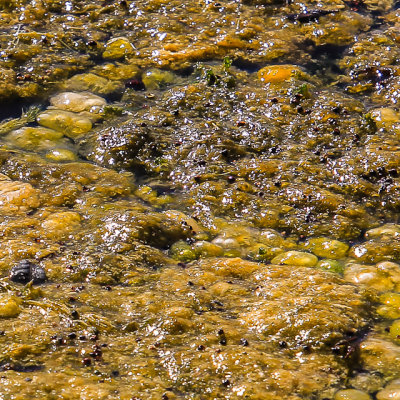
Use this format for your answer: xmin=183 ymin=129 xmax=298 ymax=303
xmin=92 ymin=62 xmax=140 ymax=81
xmin=365 ymin=224 xmax=400 ymax=239
xmin=345 ymin=262 xmax=400 ymax=292
xmin=45 ymin=149 xmax=77 ymax=162
xmin=193 ymin=240 xmax=224 ymax=258
xmin=303 ymin=237 xmax=349 ymax=259
xmin=271 ymin=250 xmax=318 ymax=267
xmin=103 ymin=37 xmax=135 ymax=60
xmin=37 ymin=110 xmax=92 ymax=139
xmin=41 ymin=211 xmax=82 ymax=240
xmin=0 ymin=179 xmax=40 ymax=211
xmin=257 ymin=65 xmax=308 ymax=84
xmin=0 ymin=296 xmax=21 ymax=318
xmin=142 ymin=68 xmax=175 ymax=90
xmin=64 ymin=73 xmax=123 ymax=95
xmin=239 ymin=263 xmax=369 ymax=348
xmin=50 ymin=92 xmax=106 ymax=113
xmin=349 ymin=239 xmax=400 ymax=263
xmin=78 ymin=120 xmax=152 ymax=170
xmin=378 ymin=292 xmax=400 ymax=319
xmin=200 ymin=257 xmax=260 ymax=278
xmin=334 ymin=389 xmax=372 ymax=400
xmin=360 ymin=335 xmax=400 ymax=378
xmin=169 ymin=240 xmax=197 ymax=262
xmin=6 ymin=126 xmax=64 ymax=150
xmin=163 ymin=209 xmax=203 ymax=234
xmin=317 ymin=259 xmax=345 ymax=274
xmin=376 ymin=379 xmax=400 ymax=400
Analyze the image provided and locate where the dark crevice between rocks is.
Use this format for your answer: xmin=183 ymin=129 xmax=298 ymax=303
xmin=331 ymin=325 xmax=372 ymax=380
xmin=0 ymin=362 xmax=44 ymax=372
xmin=299 ymin=41 xmax=348 ymax=82
xmin=232 ymin=57 xmax=263 ymax=73
xmin=0 ymin=97 xmax=47 ymax=122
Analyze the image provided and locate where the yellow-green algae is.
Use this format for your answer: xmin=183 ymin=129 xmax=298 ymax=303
xmin=0 ymin=0 xmax=400 ymax=398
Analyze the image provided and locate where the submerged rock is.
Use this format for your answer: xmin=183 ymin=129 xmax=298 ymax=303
xmin=10 ymin=260 xmax=46 ymax=285
xmin=37 ymin=110 xmax=92 ymax=139
xmin=49 ymin=92 xmax=106 ymax=113
xmin=45 ymin=149 xmax=77 ymax=162
xmin=64 ymin=73 xmax=123 ymax=95
xmin=0 ymin=296 xmax=21 ymax=318
xmin=376 ymin=379 xmax=400 ymax=400
xmin=271 ymin=250 xmax=318 ymax=267
xmin=6 ymin=126 xmax=64 ymax=150
xmin=257 ymin=65 xmax=308 ymax=84
xmin=334 ymin=389 xmax=372 ymax=400
xmin=0 ymin=179 xmax=40 ymax=211
xmin=103 ymin=37 xmax=135 ymax=60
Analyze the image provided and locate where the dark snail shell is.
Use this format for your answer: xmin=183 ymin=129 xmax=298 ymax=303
xmin=10 ymin=260 xmax=47 ymax=285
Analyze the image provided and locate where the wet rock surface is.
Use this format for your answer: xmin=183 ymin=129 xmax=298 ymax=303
xmin=9 ymin=260 xmax=46 ymax=285
xmin=0 ymin=0 xmax=400 ymax=398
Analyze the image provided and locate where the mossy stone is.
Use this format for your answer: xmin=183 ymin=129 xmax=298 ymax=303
xmin=304 ymin=237 xmax=349 ymax=259
xmin=271 ymin=251 xmax=318 ymax=267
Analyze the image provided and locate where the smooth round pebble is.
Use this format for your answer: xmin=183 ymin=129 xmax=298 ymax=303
xmin=50 ymin=92 xmax=106 ymax=113
xmin=64 ymin=73 xmax=123 ymax=95
xmin=365 ymin=224 xmax=400 ymax=239
xmin=7 ymin=126 xmax=64 ymax=150
xmin=334 ymin=389 xmax=372 ymax=400
xmin=45 ymin=149 xmax=77 ymax=162
xmin=377 ymin=379 xmax=400 ymax=400
xmin=258 ymin=65 xmax=305 ymax=84
xmin=317 ymin=259 xmax=345 ymax=274
xmin=303 ymin=237 xmax=349 ymax=259
xmin=271 ymin=250 xmax=318 ymax=267
xmin=37 ymin=109 xmax=92 ymax=138
xmin=103 ymin=37 xmax=135 ymax=59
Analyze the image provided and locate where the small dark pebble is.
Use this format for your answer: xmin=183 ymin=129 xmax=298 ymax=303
xmin=10 ymin=260 xmax=46 ymax=285
xmin=187 ymin=281 xmax=194 ymax=286
xmin=303 ymin=345 xmax=312 ymax=353
xmin=227 ymin=175 xmax=236 ymax=183
xmin=240 ymin=338 xmax=249 ymax=346
xmin=111 ymin=370 xmax=119 ymax=377
xmin=90 ymin=334 xmax=99 ymax=341
xmin=197 ymin=345 xmax=205 ymax=351
xmin=125 ymin=79 xmax=146 ymax=91
xmin=219 ymin=338 xmax=227 ymax=345
xmin=279 ymin=341 xmax=288 ymax=348
xmin=82 ymin=358 xmax=92 ymax=366
xmin=222 ymin=379 xmax=231 ymax=387
xmin=71 ymin=310 xmax=80 ymax=319
xmin=287 ymin=9 xmax=338 ymax=23
xmin=0 ymin=331 xmax=5 ymax=336
xmin=161 ymin=394 xmax=169 ymax=400
xmin=178 ymin=262 xmax=187 ymax=268
xmin=218 ymin=329 xmax=225 ymax=335
xmin=68 ymin=333 xmax=77 ymax=340
xmin=79 ymin=335 xmax=87 ymax=341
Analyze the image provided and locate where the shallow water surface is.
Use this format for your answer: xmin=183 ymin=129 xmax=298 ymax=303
xmin=1 ymin=0 xmax=400 ymax=399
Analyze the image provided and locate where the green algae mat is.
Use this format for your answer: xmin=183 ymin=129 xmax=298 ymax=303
xmin=1 ymin=0 xmax=400 ymax=399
